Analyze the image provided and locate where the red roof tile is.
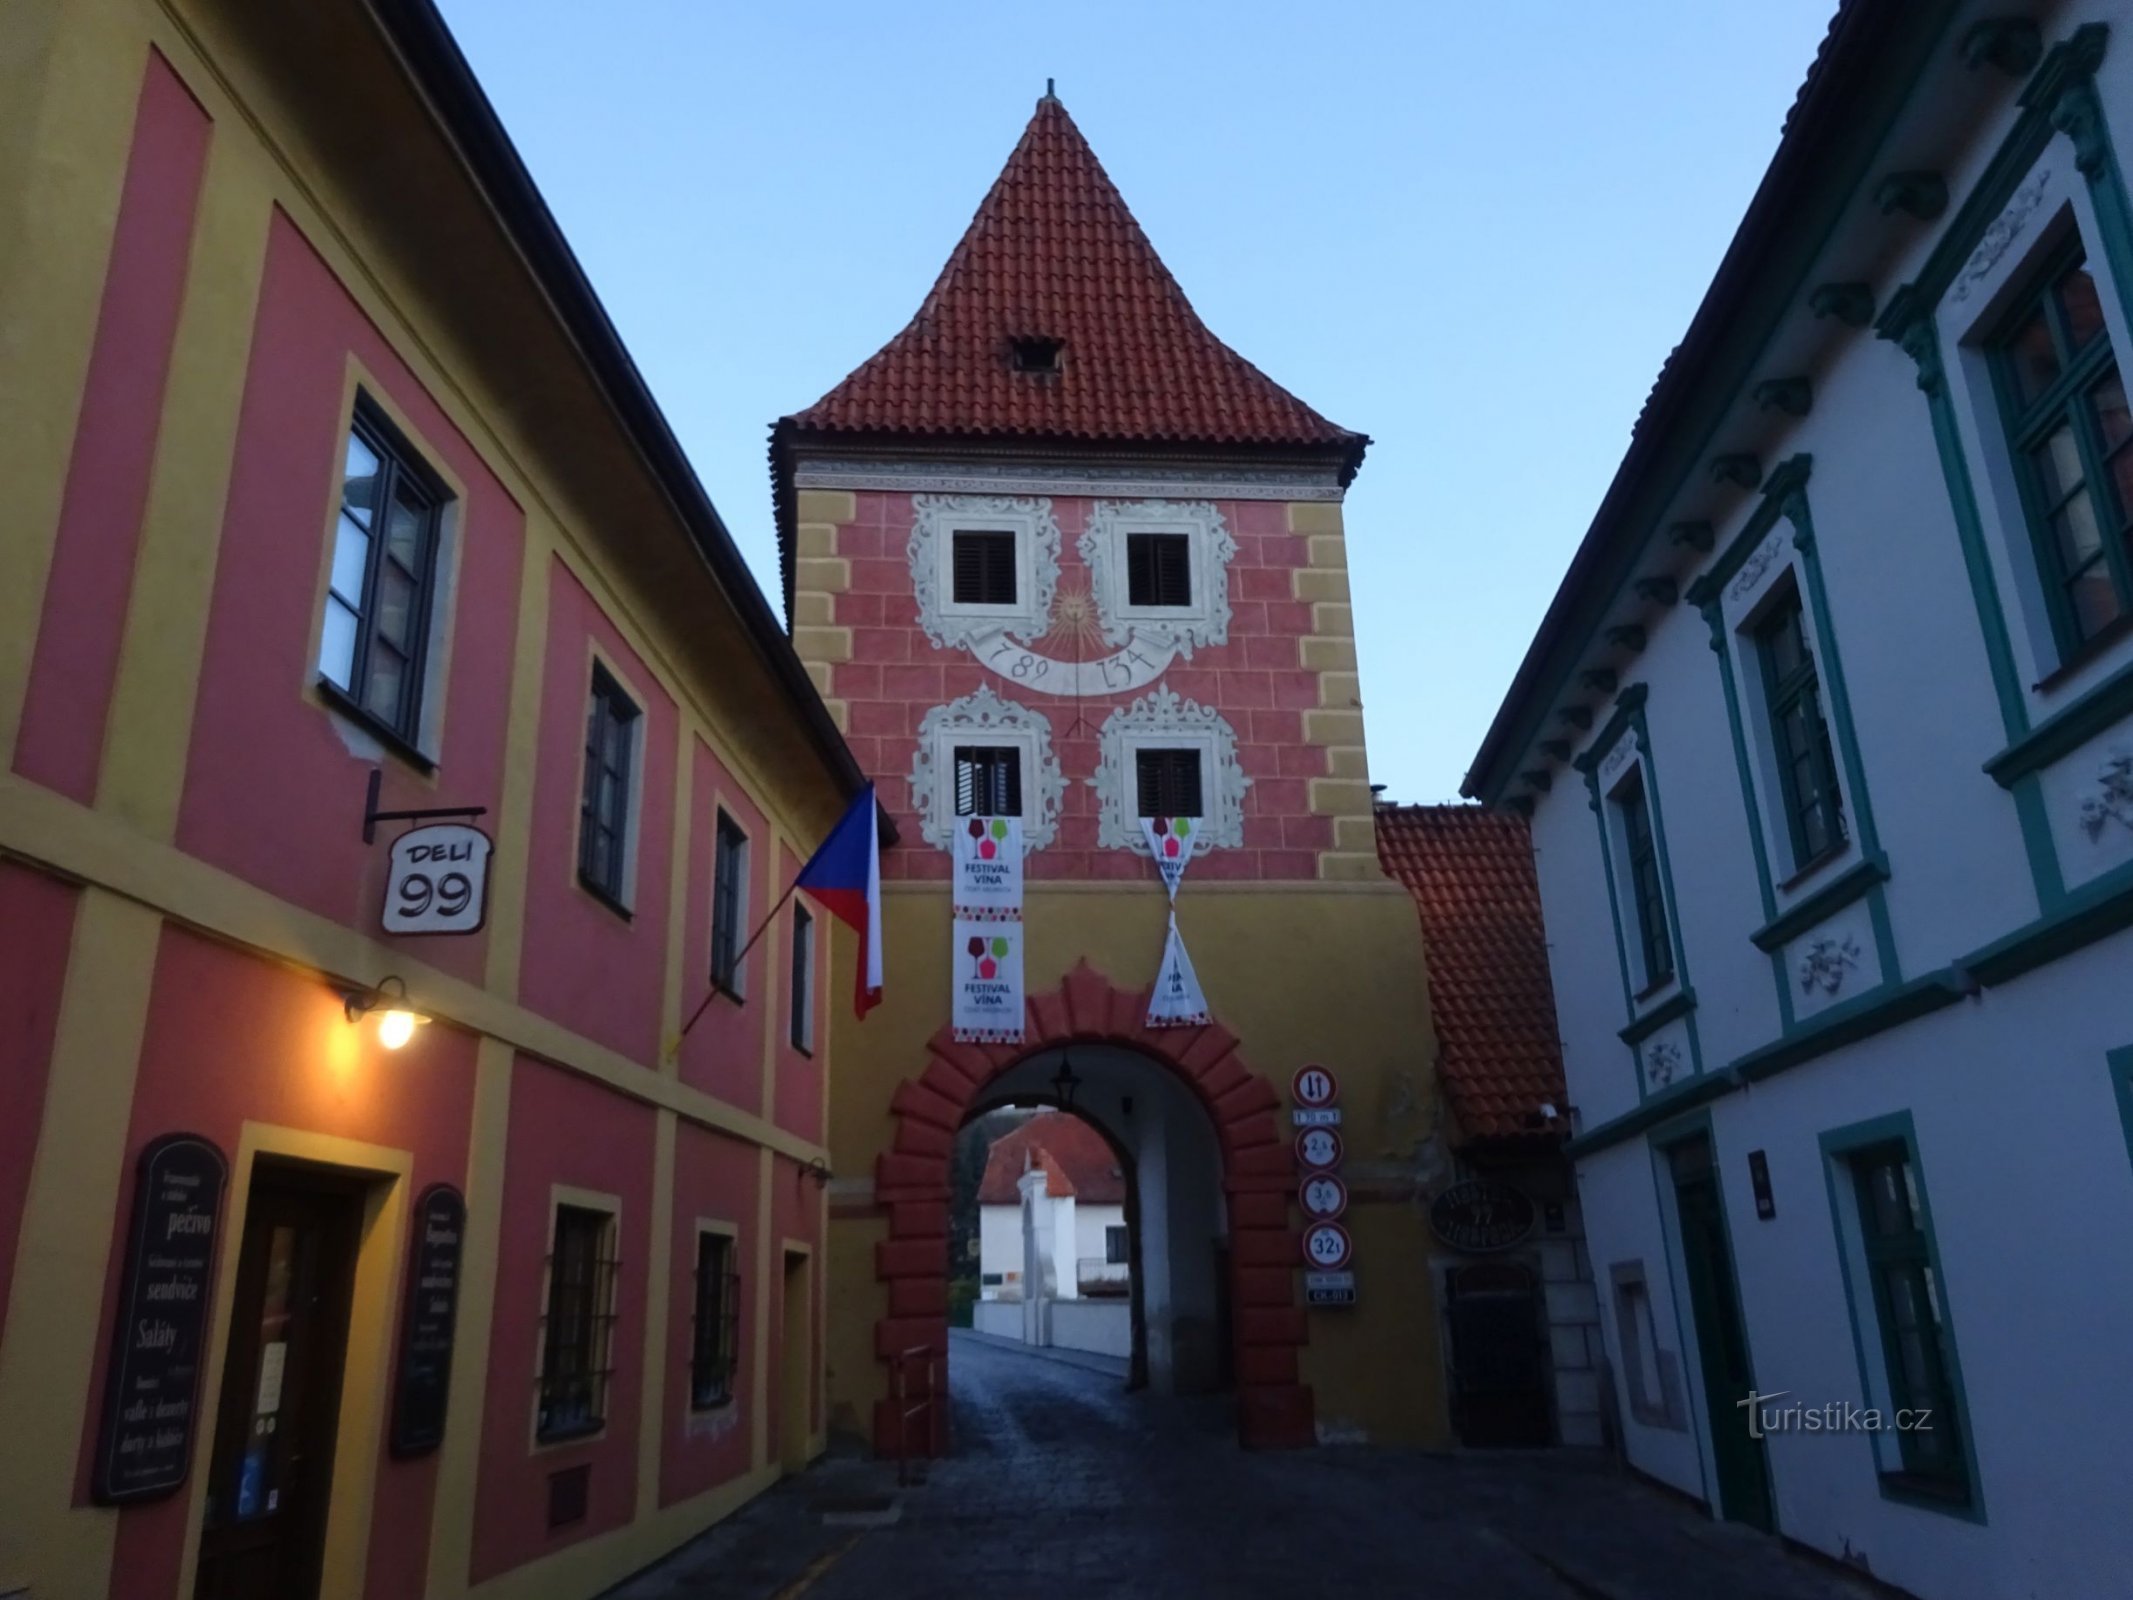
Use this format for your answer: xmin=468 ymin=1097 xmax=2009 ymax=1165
xmin=781 ymin=94 xmax=1364 ymax=465
xmin=977 ymin=1112 xmax=1126 ymax=1205
xmin=1376 ymin=804 xmax=1567 ymax=1144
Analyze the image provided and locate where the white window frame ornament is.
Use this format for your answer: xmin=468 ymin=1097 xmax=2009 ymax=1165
xmin=1090 ymin=685 xmax=1250 ymax=852
xmin=1078 ymin=500 xmax=1236 ymax=659
xmin=908 ymin=494 xmax=1062 ymax=652
xmin=910 ymin=685 xmax=1067 ymax=854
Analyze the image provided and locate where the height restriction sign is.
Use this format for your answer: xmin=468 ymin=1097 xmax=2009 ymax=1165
xmin=1301 ymin=1222 xmax=1354 ymax=1270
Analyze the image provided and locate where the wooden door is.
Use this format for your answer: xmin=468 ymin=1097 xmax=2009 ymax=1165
xmin=194 ymin=1166 xmax=360 ymax=1600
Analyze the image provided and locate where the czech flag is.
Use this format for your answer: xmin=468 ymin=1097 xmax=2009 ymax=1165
xmin=795 ymin=783 xmax=884 ymax=1018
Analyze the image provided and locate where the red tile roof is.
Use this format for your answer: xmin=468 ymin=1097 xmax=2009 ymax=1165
xmin=780 ymin=94 xmax=1364 ymax=466
xmin=977 ymin=1112 xmax=1126 ymax=1205
xmin=1376 ymin=804 xmax=1567 ymax=1144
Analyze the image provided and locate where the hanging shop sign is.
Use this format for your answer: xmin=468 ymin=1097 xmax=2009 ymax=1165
xmin=1428 ymin=1178 xmax=1537 ymax=1254
xmin=389 ymin=1184 xmax=466 ymax=1458
xmin=953 ymin=918 xmax=1025 ymax=1043
xmin=1139 ymin=815 xmax=1198 ymax=899
xmin=92 ymin=1133 xmax=228 ymax=1504
xmin=1299 ymin=1172 xmax=1349 ymax=1223
xmin=952 ymin=815 xmax=1023 ymax=917
xmin=1305 ymin=1270 xmax=1358 ymax=1307
xmin=1301 ymin=1221 xmax=1355 ymax=1271
xmin=1294 ymin=1125 xmax=1344 ymax=1172
xmin=1144 ymin=913 xmax=1210 ymax=1028
xmin=383 ymin=823 xmax=493 ymax=936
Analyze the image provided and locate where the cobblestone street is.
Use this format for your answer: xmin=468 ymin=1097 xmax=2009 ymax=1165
xmin=608 ymin=1333 xmax=1879 ymax=1600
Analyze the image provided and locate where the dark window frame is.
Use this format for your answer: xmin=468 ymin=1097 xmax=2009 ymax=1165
xmin=537 ymin=1205 xmax=618 ymax=1443
xmin=1104 ymin=1225 xmax=1129 ymax=1266
xmin=1134 ymin=747 xmax=1204 ymax=819
xmin=578 ymin=664 xmax=640 ymax=915
xmin=1753 ymin=584 xmax=1848 ymax=872
xmin=953 ymin=745 xmax=1023 ymax=817
xmin=1989 ymin=238 xmax=2133 ymax=662
xmin=1126 ymin=531 xmax=1194 ymax=609
xmin=949 ymin=529 xmax=1018 ymax=607
xmin=710 ymin=811 xmax=749 ymax=997
xmin=789 ymin=903 xmax=814 ymax=1054
xmin=1617 ymin=769 xmax=1674 ymax=991
xmin=1849 ymin=1143 xmax=1972 ymax=1502
xmin=319 ymin=399 xmax=449 ymax=755
xmin=688 ymin=1231 xmax=741 ymax=1411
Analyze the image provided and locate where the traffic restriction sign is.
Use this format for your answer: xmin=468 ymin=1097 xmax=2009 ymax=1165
xmin=1299 ymin=1172 xmax=1348 ymax=1222
xmin=1301 ymin=1222 xmax=1354 ymax=1270
xmin=1291 ymin=1064 xmax=1340 ymax=1108
xmin=1294 ymin=1126 xmax=1343 ymax=1172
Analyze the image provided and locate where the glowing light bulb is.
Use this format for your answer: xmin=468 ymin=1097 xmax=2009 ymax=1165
xmin=377 ymin=1009 xmax=419 ymax=1050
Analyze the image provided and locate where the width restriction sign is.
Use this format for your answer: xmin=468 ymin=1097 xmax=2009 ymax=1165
xmin=1294 ymin=1126 xmax=1344 ymax=1172
xmin=1301 ymin=1222 xmax=1354 ymax=1270
xmin=1291 ymin=1064 xmax=1340 ymax=1108
xmin=1305 ymin=1270 xmax=1357 ymax=1307
xmin=1299 ymin=1172 xmax=1349 ymax=1222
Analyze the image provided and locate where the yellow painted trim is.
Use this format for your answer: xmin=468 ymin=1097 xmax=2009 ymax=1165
xmin=0 ymin=888 xmax=158 ymax=1595
xmin=96 ymin=125 xmax=276 ymax=839
xmin=424 ymin=1035 xmax=514 ymax=1600
xmin=480 ymin=527 xmax=553 ymax=999
xmin=528 ymin=1183 xmax=621 ymax=1453
xmin=0 ymin=0 xmax=148 ymax=776
xmin=634 ymin=1108 xmax=676 ymax=1518
xmin=0 ymin=775 xmax=830 ymax=1168
xmin=751 ymin=1147 xmax=772 ymax=1472
xmin=776 ymin=1238 xmax=816 ymax=1473
xmin=173 ymin=1124 xmax=414 ymax=1600
xmin=658 ymin=740 xmax=694 ymax=1064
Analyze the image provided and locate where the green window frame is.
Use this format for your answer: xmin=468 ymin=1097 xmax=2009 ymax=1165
xmin=1618 ymin=771 xmax=1673 ymax=990
xmin=1990 ymin=240 xmax=2133 ymax=662
xmin=1753 ymin=585 xmax=1847 ymax=871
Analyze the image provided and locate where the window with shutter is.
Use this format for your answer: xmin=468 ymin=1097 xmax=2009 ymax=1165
xmin=953 ymin=746 xmax=1022 ymax=816
xmin=1135 ymin=748 xmax=1203 ymax=818
xmin=951 ymin=530 xmax=1018 ymax=606
xmin=1126 ymin=532 xmax=1193 ymax=607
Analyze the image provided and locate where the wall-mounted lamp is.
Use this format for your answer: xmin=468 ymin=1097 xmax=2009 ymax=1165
xmin=344 ymin=974 xmax=429 ymax=1050
xmin=1050 ymin=1056 xmax=1081 ymax=1111
xmin=805 ymin=1156 xmax=833 ymax=1187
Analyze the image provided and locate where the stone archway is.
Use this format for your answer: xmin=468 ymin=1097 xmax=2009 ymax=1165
xmin=871 ymin=960 xmax=1312 ymax=1452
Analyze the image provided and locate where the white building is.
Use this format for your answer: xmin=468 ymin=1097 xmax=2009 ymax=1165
xmin=969 ymin=1112 xmax=1136 ymax=1363
xmin=1465 ymin=7 xmax=2133 ymax=1598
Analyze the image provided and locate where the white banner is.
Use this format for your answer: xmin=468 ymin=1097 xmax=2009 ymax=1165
xmin=1139 ymin=815 xmax=1197 ymax=900
xmin=954 ymin=919 xmax=1025 ymax=1043
xmin=952 ymin=815 xmax=1023 ymax=917
xmin=1145 ymin=913 xmax=1210 ymax=1029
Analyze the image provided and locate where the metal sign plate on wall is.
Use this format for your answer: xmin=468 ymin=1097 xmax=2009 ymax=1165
xmin=1427 ymin=1179 xmax=1537 ymax=1253
xmin=1305 ymin=1270 xmax=1357 ymax=1307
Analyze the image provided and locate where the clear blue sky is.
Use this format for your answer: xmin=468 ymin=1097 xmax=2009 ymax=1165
xmin=433 ymin=0 xmax=1838 ymax=803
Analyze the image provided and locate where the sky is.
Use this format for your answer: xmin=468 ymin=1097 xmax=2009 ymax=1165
xmin=432 ymin=0 xmax=1839 ymax=803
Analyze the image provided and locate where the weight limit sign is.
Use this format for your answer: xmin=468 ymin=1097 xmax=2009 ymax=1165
xmin=1301 ymin=1221 xmax=1353 ymax=1271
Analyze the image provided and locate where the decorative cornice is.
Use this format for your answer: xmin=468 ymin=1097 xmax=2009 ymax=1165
xmin=1605 ymin=624 xmax=1647 ymax=652
xmin=1686 ymin=453 xmax=1813 ymax=610
xmin=1574 ymin=682 xmax=1652 ymax=776
xmin=2048 ymin=75 xmax=2112 ymax=180
xmin=1558 ymin=706 xmax=1594 ymax=732
xmin=1634 ymin=576 xmax=1679 ymax=607
xmin=1962 ymin=18 xmax=2043 ymax=78
xmin=1808 ymin=282 xmax=1876 ymax=327
xmin=1581 ymin=667 xmax=1619 ymax=694
xmin=2018 ymin=23 xmax=2109 ymax=118
xmin=1667 ymin=522 xmax=1714 ymax=554
xmin=1521 ymin=769 xmax=1554 ymax=794
xmin=1539 ymin=738 xmax=1572 ymax=763
xmin=1874 ymin=170 xmax=1949 ymax=220
xmin=1950 ymin=169 xmax=2052 ymax=304
xmin=791 ymin=452 xmax=1346 ymax=502
xmin=1710 ymin=453 xmax=1763 ymax=490
xmin=1752 ymin=377 xmax=1813 ymax=418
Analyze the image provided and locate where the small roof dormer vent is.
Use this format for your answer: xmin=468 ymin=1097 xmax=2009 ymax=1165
xmin=1010 ymin=335 xmax=1064 ymax=374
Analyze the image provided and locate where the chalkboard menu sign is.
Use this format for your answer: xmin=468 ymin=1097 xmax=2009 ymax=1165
xmin=92 ymin=1133 xmax=228 ymax=1504
xmin=389 ymin=1183 xmax=466 ymax=1457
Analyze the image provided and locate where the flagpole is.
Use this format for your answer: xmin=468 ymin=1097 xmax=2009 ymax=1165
xmin=668 ymin=880 xmax=800 ymax=1056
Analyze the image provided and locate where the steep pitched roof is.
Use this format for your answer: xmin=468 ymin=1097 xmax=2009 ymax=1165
xmin=779 ymin=93 xmax=1364 ymax=465
xmin=1376 ymin=804 xmax=1567 ymax=1145
xmin=977 ymin=1112 xmax=1126 ymax=1205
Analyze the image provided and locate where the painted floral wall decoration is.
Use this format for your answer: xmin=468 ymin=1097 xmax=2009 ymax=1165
xmin=2079 ymin=751 xmax=2133 ymax=840
xmin=1645 ymin=1039 xmax=1683 ymax=1089
xmin=1797 ymin=932 xmax=1862 ymax=997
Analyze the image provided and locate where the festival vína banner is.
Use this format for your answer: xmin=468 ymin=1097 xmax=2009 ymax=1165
xmin=1139 ymin=815 xmax=1196 ymax=900
xmin=1145 ymin=912 xmax=1211 ymax=1029
xmin=953 ymin=815 xmax=1023 ymax=918
xmin=953 ymin=918 xmax=1025 ymax=1043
